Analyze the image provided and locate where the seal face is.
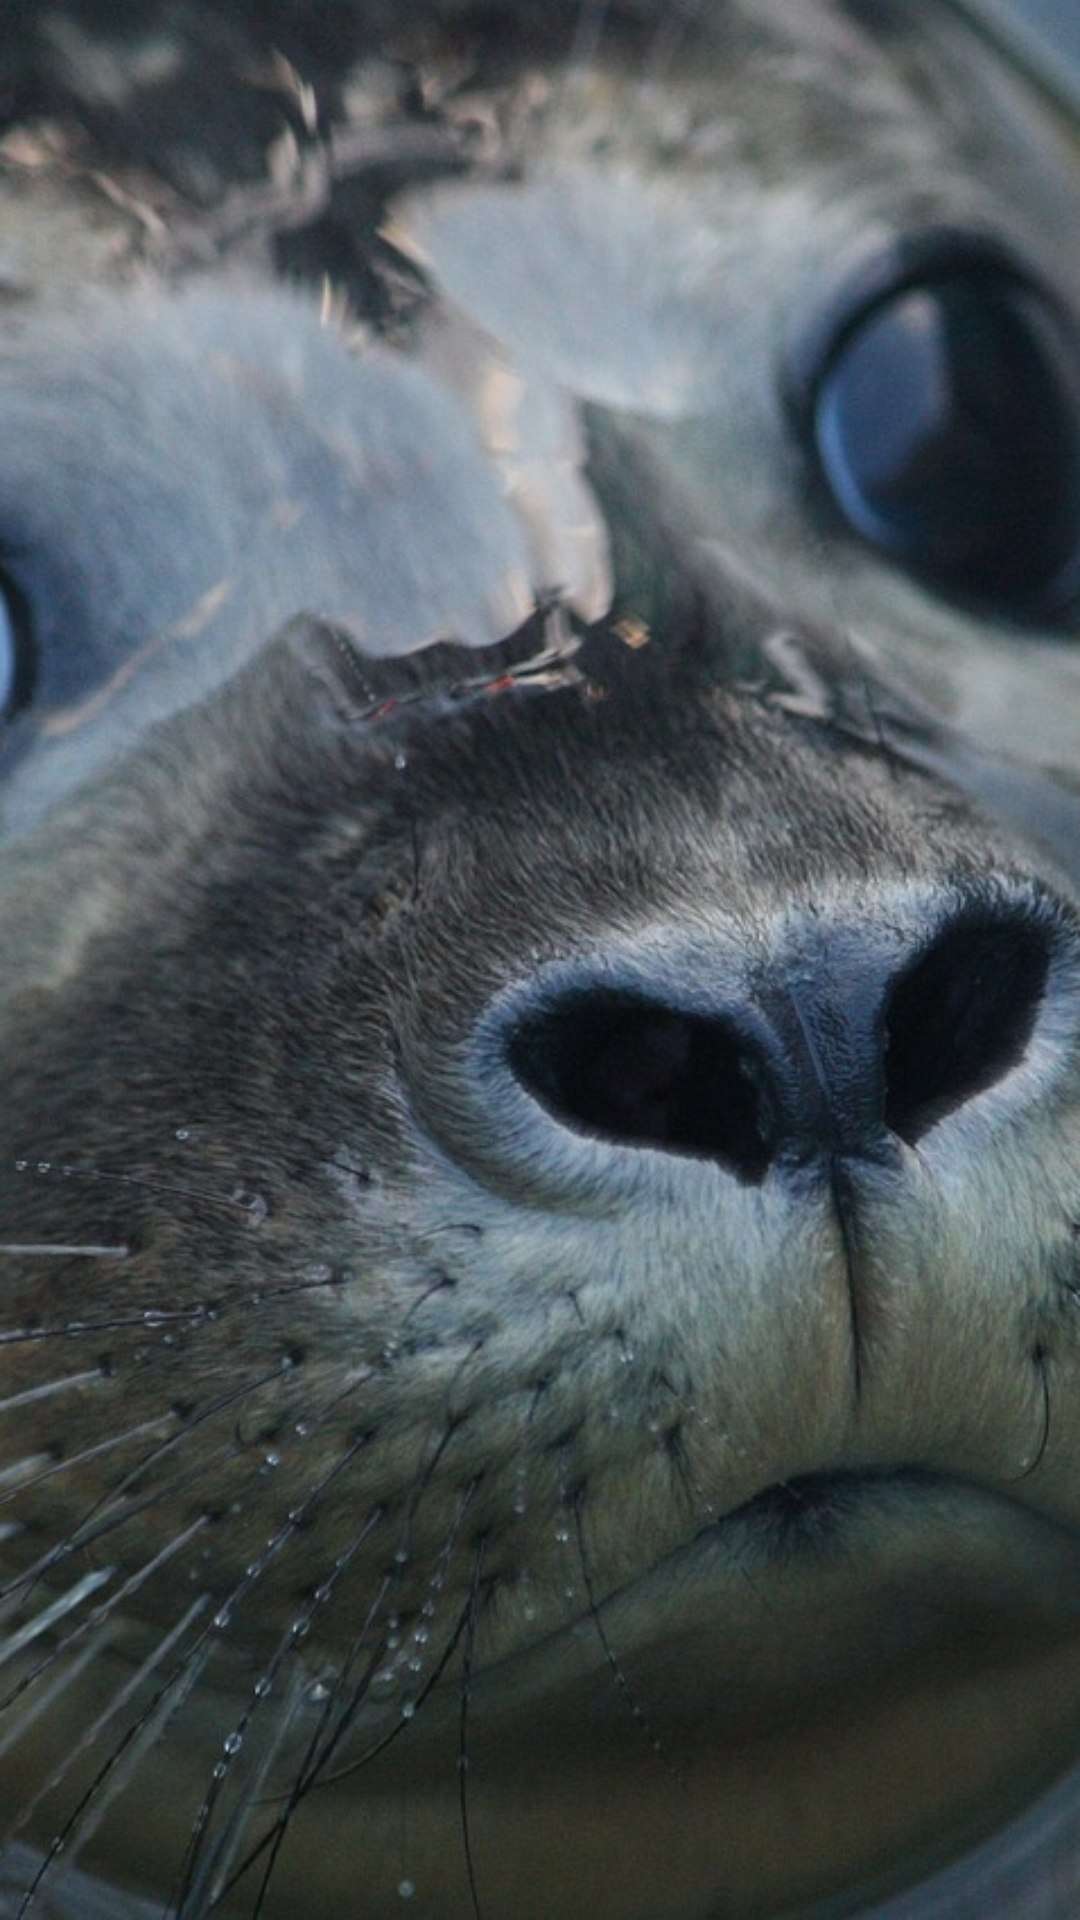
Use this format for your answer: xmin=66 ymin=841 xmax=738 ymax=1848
xmin=4 ymin=5 xmax=1080 ymax=1917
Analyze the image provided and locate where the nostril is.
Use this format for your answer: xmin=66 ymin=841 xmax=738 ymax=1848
xmin=498 ymin=902 xmax=1058 ymax=1188
xmin=505 ymin=991 xmax=775 ymax=1182
xmin=883 ymin=911 xmax=1051 ymax=1143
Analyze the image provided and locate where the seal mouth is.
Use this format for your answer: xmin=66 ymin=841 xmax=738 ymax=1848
xmin=434 ymin=1457 xmax=1080 ymax=1781
xmin=443 ymin=1465 xmax=1080 ymax=1733
xmin=653 ymin=1462 xmax=1080 ymax=1623
xmin=707 ymin=1462 xmax=945 ymax=1556
xmin=356 ymin=1460 xmax=1080 ymax=1920
xmin=614 ymin=1461 xmax=1080 ymax=1631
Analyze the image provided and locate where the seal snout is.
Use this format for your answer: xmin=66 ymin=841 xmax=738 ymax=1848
xmin=500 ymin=891 xmax=1054 ymax=1183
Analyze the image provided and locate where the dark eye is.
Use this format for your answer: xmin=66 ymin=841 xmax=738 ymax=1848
xmin=789 ymin=232 xmax=1080 ymax=618
xmin=0 ymin=571 xmax=34 ymax=720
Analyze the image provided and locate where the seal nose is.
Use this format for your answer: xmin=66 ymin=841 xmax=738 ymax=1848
xmin=504 ymin=904 xmax=1052 ymax=1181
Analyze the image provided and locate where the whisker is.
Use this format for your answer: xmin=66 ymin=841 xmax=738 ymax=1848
xmin=6 ymin=1594 xmax=210 ymax=1843
xmin=0 ymin=1412 xmax=180 ymax=1511
xmin=217 ymin=1473 xmax=484 ymax=1912
xmin=0 ymin=1359 xmax=295 ymax=1602
xmin=459 ymin=1534 xmax=488 ymax=1920
xmin=0 ymin=1366 xmax=110 ymax=1414
xmin=11 ymin=1158 xmax=268 ymax=1220
xmin=13 ymin=1610 xmax=213 ymax=1920
xmin=572 ymin=1492 xmax=669 ymax=1767
xmin=25 ymin=1472 xmax=382 ymax=1915
xmin=183 ymin=1506 xmax=387 ymax=1915
xmin=0 ymin=1514 xmax=209 ymax=1711
xmin=220 ymin=1483 xmax=482 ymax=1908
xmin=202 ymin=1430 xmax=379 ymax=1635
xmin=0 ymin=1456 xmax=54 ymax=1494
xmin=1010 ymin=1343 xmax=1053 ymax=1482
xmin=315 ymin=1480 xmax=482 ymax=1792
xmin=0 ymin=1270 xmax=340 ymax=1347
xmin=0 ymin=1324 xmax=372 ymax=1631
xmin=196 ymin=1667 xmax=311 ymax=1916
xmin=0 ymin=1245 xmax=130 ymax=1260
xmin=0 ymin=1569 xmax=115 ymax=1674
xmin=233 ymin=1571 xmax=396 ymax=1918
xmin=0 ymin=1440 xmax=240 ymax=1606
xmin=0 ymin=1630 xmax=107 ymax=1766
xmin=0 ymin=1309 xmax=213 ymax=1347
xmin=393 ymin=1413 xmax=471 ymax=1571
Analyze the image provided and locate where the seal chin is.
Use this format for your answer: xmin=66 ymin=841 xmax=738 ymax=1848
xmin=336 ymin=1467 xmax=1080 ymax=1919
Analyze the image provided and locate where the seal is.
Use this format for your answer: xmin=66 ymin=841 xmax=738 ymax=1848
xmin=3 ymin=4 xmax=1080 ymax=1916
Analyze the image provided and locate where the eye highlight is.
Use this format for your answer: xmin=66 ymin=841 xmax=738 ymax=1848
xmin=788 ymin=230 xmax=1080 ymax=619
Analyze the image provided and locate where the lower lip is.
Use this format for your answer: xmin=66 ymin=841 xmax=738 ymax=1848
xmin=314 ymin=1474 xmax=1080 ymax=1919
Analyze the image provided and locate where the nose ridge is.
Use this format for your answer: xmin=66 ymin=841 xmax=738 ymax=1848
xmin=503 ymin=898 xmax=1054 ymax=1182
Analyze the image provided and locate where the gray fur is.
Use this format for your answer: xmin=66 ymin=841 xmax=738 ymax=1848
xmin=3 ymin=4 xmax=1080 ymax=1917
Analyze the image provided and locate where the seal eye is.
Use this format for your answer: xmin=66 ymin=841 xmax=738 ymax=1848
xmin=0 ymin=571 xmax=34 ymax=721
xmin=794 ymin=233 xmax=1080 ymax=616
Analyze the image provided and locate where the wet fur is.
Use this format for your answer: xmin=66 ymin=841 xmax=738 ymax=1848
xmin=4 ymin=4 xmax=1080 ymax=1918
